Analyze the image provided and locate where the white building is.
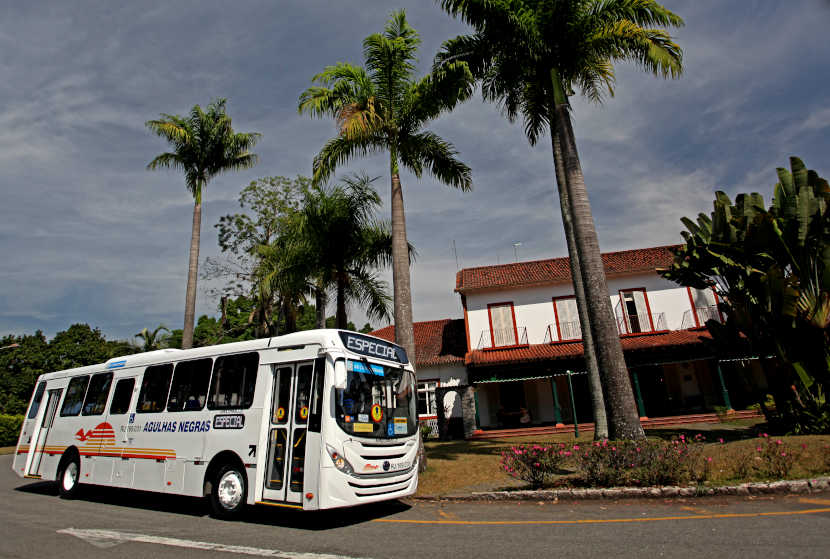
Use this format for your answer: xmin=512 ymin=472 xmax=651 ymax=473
xmin=374 ymin=245 xmax=766 ymax=434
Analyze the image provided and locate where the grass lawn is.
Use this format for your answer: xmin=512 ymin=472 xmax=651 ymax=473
xmin=416 ymin=419 xmax=830 ymax=497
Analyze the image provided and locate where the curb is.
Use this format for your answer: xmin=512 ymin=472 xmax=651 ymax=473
xmin=417 ymin=476 xmax=830 ymax=501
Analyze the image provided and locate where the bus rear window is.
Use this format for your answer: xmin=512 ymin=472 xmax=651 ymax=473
xmin=110 ymin=378 xmax=135 ymax=415
xmin=27 ymin=382 xmax=46 ymax=419
xmin=208 ymin=352 xmax=259 ymax=410
xmin=82 ymin=372 xmax=113 ymax=416
xmin=167 ymin=358 xmax=212 ymax=412
xmin=137 ymin=364 xmax=173 ymax=413
xmin=60 ymin=376 xmax=90 ymax=417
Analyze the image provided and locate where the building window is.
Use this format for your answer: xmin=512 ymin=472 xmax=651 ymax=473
xmin=618 ymin=288 xmax=654 ymax=334
xmin=553 ymin=297 xmax=581 ymax=340
xmin=417 ymin=380 xmax=438 ymax=417
xmin=689 ymin=287 xmax=723 ymax=326
xmin=488 ymin=302 xmax=517 ymax=347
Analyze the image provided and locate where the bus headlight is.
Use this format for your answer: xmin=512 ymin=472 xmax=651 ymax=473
xmin=325 ymin=444 xmax=354 ymax=474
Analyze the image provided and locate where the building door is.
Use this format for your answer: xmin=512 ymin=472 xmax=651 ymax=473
xmin=261 ymin=362 xmax=313 ymax=504
xmin=26 ymin=389 xmax=62 ymax=477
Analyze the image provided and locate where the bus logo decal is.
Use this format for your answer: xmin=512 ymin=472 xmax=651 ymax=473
xmin=213 ymin=414 xmax=245 ymax=429
xmin=370 ymin=404 xmax=383 ymax=423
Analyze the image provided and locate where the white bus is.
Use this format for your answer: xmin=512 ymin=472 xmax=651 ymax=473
xmin=12 ymin=330 xmax=419 ymax=517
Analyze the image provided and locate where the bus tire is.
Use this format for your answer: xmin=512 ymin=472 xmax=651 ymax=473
xmin=209 ymin=463 xmax=247 ymax=520
xmin=56 ymin=453 xmax=81 ymax=499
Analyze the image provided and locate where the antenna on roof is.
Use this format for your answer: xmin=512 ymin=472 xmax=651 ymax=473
xmin=451 ymin=240 xmax=459 ymax=270
xmin=512 ymin=241 xmax=522 ymax=262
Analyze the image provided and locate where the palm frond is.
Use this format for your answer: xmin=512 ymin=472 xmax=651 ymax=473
xmin=399 ymin=131 xmax=472 ymax=191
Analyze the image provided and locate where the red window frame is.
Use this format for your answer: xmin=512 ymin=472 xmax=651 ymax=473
xmin=551 ymin=296 xmax=580 ymax=342
xmin=487 ymin=301 xmax=519 ymax=348
xmin=618 ymin=287 xmax=655 ymax=334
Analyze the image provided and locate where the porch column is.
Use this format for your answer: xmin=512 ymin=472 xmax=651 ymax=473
xmin=566 ymin=371 xmax=579 ymax=438
xmin=549 ymin=376 xmax=565 ymax=427
xmin=473 ymin=389 xmax=481 ymax=428
xmin=631 ymin=370 xmax=648 ymax=420
xmin=716 ymin=361 xmax=734 ymax=413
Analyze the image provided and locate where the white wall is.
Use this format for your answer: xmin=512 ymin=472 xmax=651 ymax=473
xmin=416 ymin=363 xmax=468 ymax=418
xmin=464 ymin=271 xmax=697 ymax=346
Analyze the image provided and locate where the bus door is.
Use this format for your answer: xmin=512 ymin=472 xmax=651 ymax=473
xmin=25 ymin=388 xmax=62 ymax=477
xmin=262 ymin=362 xmax=313 ymax=503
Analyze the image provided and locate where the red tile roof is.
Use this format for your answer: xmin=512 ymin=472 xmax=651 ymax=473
xmin=455 ymin=245 xmax=679 ymax=293
xmin=371 ymin=319 xmax=466 ymax=367
xmin=465 ymin=329 xmax=712 ymax=367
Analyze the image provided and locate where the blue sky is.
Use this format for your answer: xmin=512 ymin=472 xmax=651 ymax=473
xmin=2 ymin=1 xmax=830 ymax=342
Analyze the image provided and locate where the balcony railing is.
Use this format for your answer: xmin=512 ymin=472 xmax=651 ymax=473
xmin=614 ymin=302 xmax=667 ymax=335
xmin=477 ymin=326 xmax=528 ymax=349
xmin=544 ymin=321 xmax=582 ymax=343
xmin=681 ymin=305 xmax=723 ymax=329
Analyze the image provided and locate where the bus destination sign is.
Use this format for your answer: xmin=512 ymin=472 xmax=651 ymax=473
xmin=339 ymin=331 xmax=408 ymax=364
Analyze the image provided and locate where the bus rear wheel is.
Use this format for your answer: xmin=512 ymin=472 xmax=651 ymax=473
xmin=209 ymin=464 xmax=247 ymax=519
xmin=57 ymin=455 xmax=81 ymax=499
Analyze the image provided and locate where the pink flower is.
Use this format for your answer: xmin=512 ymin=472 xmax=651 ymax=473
xmin=718 ymin=438 xmax=724 ymax=444
xmin=757 ymin=447 xmax=763 ymax=452
xmin=762 ymin=433 xmax=769 ymax=438
xmin=680 ymin=434 xmax=685 ymax=440
xmin=564 ymin=451 xmax=572 ymax=457
xmin=801 ymin=443 xmax=807 ymax=449
xmin=781 ymin=452 xmax=787 ymax=457
xmin=636 ymin=447 xmax=641 ymax=453
xmin=706 ymin=457 xmax=713 ymax=462
xmin=776 ymin=440 xmax=783 ymax=445
xmin=573 ymin=445 xmax=580 ymax=450
xmin=611 ymin=446 xmax=617 ymax=451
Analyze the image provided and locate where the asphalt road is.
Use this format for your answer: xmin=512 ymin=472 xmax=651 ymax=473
xmin=3 ymin=454 xmax=830 ymax=559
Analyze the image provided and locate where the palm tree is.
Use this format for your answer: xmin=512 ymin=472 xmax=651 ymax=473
xmin=438 ymin=0 xmax=684 ymax=439
xmin=146 ymin=99 xmax=260 ymax=349
xmin=136 ymin=325 xmax=170 ymax=352
xmin=295 ymin=174 xmax=396 ymax=329
xmin=298 ymin=9 xmax=474 ymax=362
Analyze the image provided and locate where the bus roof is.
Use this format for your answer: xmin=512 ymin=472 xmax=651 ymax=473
xmin=33 ymin=329 xmax=404 ymax=382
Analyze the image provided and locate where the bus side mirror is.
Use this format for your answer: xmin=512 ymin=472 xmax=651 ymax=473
xmin=333 ymin=360 xmax=347 ymax=390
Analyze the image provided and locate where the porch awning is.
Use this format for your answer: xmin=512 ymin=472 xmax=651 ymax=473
xmin=470 ymin=369 xmax=586 ymax=384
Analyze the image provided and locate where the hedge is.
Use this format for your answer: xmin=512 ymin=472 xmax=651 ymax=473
xmin=0 ymin=415 xmax=24 ymax=447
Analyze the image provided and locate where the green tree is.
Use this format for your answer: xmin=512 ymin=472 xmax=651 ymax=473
xmin=135 ymin=325 xmax=170 ymax=352
xmin=288 ymin=173 xmax=395 ymax=329
xmin=0 ymin=332 xmax=49 ymax=415
xmin=298 ymin=9 xmax=474 ymax=363
xmin=663 ymin=157 xmax=830 ymax=432
xmin=146 ymin=98 xmax=260 ymax=349
xmin=438 ymin=0 xmax=684 ymax=440
xmin=209 ymin=176 xmax=310 ymax=337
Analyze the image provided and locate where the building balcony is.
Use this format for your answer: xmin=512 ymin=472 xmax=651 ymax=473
xmin=544 ymin=321 xmax=582 ymax=343
xmin=681 ymin=305 xmax=723 ymax=329
xmin=477 ymin=326 xmax=528 ymax=349
xmin=615 ymin=311 xmax=667 ymax=335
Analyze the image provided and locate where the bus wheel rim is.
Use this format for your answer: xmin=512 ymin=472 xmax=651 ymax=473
xmin=217 ymin=471 xmax=243 ymax=509
xmin=63 ymin=462 xmax=78 ymax=491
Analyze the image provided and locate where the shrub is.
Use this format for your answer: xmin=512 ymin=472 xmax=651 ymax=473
xmin=0 ymin=414 xmax=24 ymax=447
xmin=419 ymin=422 xmax=433 ymax=439
xmin=500 ymin=444 xmax=568 ymax=488
xmin=754 ymin=434 xmax=799 ymax=479
xmin=575 ymin=435 xmax=709 ymax=487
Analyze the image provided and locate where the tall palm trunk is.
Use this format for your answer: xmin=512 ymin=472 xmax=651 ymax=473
xmin=315 ymin=284 xmax=327 ymax=329
xmin=550 ymin=124 xmax=609 ymax=440
xmin=335 ymin=273 xmax=348 ymax=329
xmin=389 ymin=152 xmax=425 ymax=471
xmin=182 ymin=199 xmax=202 ymax=349
xmin=550 ymin=72 xmax=644 ymax=440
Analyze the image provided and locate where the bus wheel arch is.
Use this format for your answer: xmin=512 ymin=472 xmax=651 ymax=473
xmin=204 ymin=451 xmax=248 ymax=520
xmin=56 ymin=447 xmax=81 ymax=499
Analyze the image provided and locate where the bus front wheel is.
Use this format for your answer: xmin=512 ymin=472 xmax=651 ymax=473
xmin=209 ymin=464 xmax=247 ymax=519
xmin=57 ymin=454 xmax=81 ymax=499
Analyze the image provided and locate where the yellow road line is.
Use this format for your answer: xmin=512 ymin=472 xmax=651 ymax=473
xmin=372 ymin=507 xmax=830 ymax=526
xmin=798 ymin=497 xmax=830 ymax=506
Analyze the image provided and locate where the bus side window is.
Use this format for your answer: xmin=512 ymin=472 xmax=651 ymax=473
xmin=27 ymin=382 xmax=47 ymax=419
xmin=167 ymin=358 xmax=212 ymax=412
xmin=308 ymin=357 xmax=326 ymax=433
xmin=60 ymin=376 xmax=90 ymax=417
xmin=207 ymin=352 xmax=259 ymax=410
xmin=82 ymin=372 xmax=113 ymax=416
xmin=110 ymin=378 xmax=135 ymax=414
xmin=136 ymin=364 xmax=173 ymax=413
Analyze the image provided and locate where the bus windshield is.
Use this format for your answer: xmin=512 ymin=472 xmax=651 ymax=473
xmin=335 ymin=360 xmax=417 ymax=438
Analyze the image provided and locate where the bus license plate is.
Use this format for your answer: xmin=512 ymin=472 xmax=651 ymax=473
xmin=389 ymin=461 xmax=409 ymax=472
